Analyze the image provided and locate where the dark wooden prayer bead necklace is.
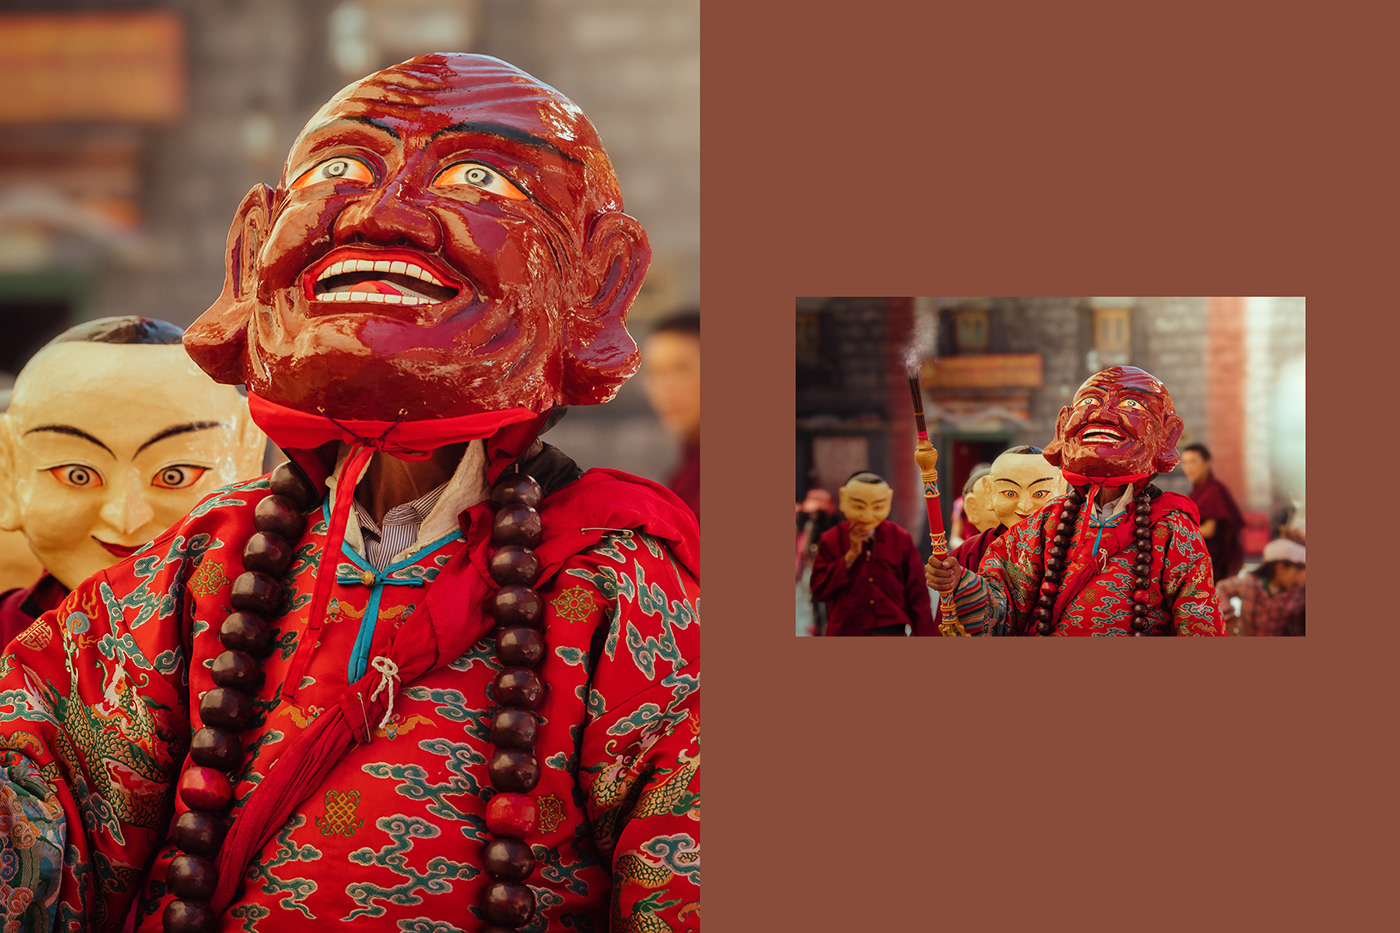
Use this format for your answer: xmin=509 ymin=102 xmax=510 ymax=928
xmin=1034 ymin=484 xmax=1158 ymax=636
xmin=162 ymin=462 xmax=550 ymax=932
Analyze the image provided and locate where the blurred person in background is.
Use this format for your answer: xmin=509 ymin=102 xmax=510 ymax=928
xmin=641 ymin=310 xmax=700 ymax=518
xmin=0 ymin=317 xmax=265 ymax=644
xmin=1181 ymin=443 xmax=1244 ymax=581
xmin=811 ymin=471 xmax=935 ymax=636
xmin=1216 ymin=538 xmax=1305 ymax=636
xmin=948 ymin=462 xmax=992 ymax=549
xmin=796 ymin=487 xmax=839 ymax=635
xmin=0 ymin=370 xmax=45 ymax=593
xmin=952 ymin=446 xmax=1060 ymax=578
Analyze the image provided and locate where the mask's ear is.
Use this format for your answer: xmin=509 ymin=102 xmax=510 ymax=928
xmin=1153 ymin=413 xmax=1186 ymax=472
xmin=0 ymin=415 xmax=19 ymax=532
xmin=1041 ymin=405 xmax=1073 ymax=467
xmin=184 ymin=184 xmax=276 ymax=386
xmin=560 ymin=210 xmax=650 ymax=406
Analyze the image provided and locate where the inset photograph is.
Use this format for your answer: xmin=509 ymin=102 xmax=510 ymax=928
xmin=795 ymin=297 xmax=1305 ymax=637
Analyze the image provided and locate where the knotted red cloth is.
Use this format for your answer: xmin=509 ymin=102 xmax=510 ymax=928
xmin=1039 ymin=469 xmax=1199 ymax=632
xmin=210 ymin=399 xmax=700 ymax=917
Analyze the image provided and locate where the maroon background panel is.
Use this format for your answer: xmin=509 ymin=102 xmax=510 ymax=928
xmin=702 ymin=2 xmax=1391 ymax=930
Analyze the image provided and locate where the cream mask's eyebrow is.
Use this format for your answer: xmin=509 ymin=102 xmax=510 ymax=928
xmin=136 ymin=421 xmax=227 ymax=455
xmin=430 ymin=120 xmax=583 ymax=165
xmin=24 ymin=425 xmax=114 ymax=457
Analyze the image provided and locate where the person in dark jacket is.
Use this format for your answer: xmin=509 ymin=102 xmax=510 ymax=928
xmin=1181 ymin=443 xmax=1244 ymax=581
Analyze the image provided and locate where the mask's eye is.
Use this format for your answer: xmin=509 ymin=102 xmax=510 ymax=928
xmin=1119 ymin=397 xmax=1145 ymax=410
xmin=1034 ymin=490 xmax=1050 ymax=498
xmin=290 ymin=157 xmax=375 ymax=190
xmin=49 ymin=465 xmax=103 ymax=488
xmin=1074 ymin=396 xmax=1100 ymax=408
xmin=151 ymin=465 xmax=210 ymax=490
xmin=431 ymin=162 xmax=529 ymax=200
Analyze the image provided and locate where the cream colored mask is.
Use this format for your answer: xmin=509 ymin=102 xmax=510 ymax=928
xmin=987 ymin=451 xmax=1064 ymax=530
xmin=964 ymin=475 xmax=998 ymax=534
xmin=0 ymin=326 xmax=266 ymax=589
xmin=838 ymin=474 xmax=893 ymax=533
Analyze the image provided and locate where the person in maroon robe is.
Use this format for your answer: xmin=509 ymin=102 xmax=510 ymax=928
xmin=811 ymin=472 xmax=936 ymax=636
xmin=1181 ymin=443 xmax=1244 ymax=581
xmin=952 ymin=445 xmax=1062 ymax=574
xmin=641 ymin=311 xmax=700 ymax=519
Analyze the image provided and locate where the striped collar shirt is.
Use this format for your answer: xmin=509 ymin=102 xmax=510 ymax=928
xmin=351 ymin=484 xmax=450 ymax=571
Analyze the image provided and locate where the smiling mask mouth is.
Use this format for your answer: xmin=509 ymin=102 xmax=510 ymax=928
xmin=305 ymin=251 xmax=463 ymax=305
xmin=1079 ymin=426 xmax=1129 ymax=444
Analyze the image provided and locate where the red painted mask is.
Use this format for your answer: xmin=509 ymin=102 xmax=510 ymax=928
xmin=184 ymin=54 xmax=650 ymax=421
xmin=1043 ymin=366 xmax=1184 ymax=478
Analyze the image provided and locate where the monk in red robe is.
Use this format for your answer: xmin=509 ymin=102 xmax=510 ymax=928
xmin=926 ymin=367 xmax=1223 ymax=636
xmin=811 ymin=472 xmax=935 ymax=636
xmin=0 ymin=54 xmax=698 ymax=933
xmin=1180 ymin=443 xmax=1244 ymax=581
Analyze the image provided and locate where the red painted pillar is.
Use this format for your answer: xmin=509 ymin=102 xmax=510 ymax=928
xmin=1205 ymin=296 xmax=1246 ymax=497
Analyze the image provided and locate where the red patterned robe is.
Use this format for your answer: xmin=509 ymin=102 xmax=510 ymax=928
xmin=0 ymin=468 xmax=699 ymax=931
xmin=949 ymin=490 xmax=1224 ymax=636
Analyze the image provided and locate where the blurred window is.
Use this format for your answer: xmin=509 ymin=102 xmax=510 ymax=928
xmin=954 ymin=309 xmax=989 ymax=354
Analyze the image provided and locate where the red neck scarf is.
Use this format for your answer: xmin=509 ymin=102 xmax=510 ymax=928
xmin=246 ymin=393 xmax=546 ymax=702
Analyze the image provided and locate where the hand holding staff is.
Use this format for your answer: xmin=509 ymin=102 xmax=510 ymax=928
xmin=908 ymin=375 xmax=968 ymax=636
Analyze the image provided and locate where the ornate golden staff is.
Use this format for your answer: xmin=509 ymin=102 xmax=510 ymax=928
xmin=908 ymin=374 xmax=967 ymax=636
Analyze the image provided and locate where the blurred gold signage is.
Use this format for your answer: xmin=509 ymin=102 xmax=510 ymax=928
xmin=0 ymin=12 xmax=185 ymax=123
xmin=921 ymin=354 xmax=1044 ymax=389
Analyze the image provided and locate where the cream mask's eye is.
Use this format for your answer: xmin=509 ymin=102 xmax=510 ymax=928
xmin=151 ymin=465 xmax=210 ymax=490
xmin=290 ymin=156 xmax=375 ymax=190
xmin=431 ymin=162 xmax=529 ymax=199
xmin=49 ymin=465 xmax=103 ymax=488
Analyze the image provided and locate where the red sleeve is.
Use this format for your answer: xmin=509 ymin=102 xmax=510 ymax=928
xmin=808 ymin=526 xmax=849 ymax=600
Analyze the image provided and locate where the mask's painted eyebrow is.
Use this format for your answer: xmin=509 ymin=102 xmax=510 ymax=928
xmin=137 ymin=421 xmax=227 ymax=455
xmin=994 ymin=478 xmax=1023 ymax=487
xmin=1029 ymin=477 xmax=1056 ymax=487
xmin=24 ymin=425 xmax=114 ymax=457
xmin=430 ymin=120 xmax=583 ymax=165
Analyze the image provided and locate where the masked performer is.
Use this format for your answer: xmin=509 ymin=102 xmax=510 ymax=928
xmin=811 ymin=472 xmax=935 ymax=636
xmin=0 ymin=54 xmax=699 ymax=933
xmin=951 ymin=446 xmax=1062 ymax=575
xmin=926 ymin=367 xmax=1223 ymax=636
xmin=0 ymin=318 xmax=266 ymax=645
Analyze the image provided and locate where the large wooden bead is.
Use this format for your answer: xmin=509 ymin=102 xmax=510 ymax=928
xmin=492 ymin=505 xmax=543 ymax=548
xmin=179 ymin=766 xmax=233 ymax=812
xmin=485 ymin=793 xmax=537 ymax=837
xmin=491 ymin=474 xmax=543 ymax=510
xmin=1038 ymin=580 xmax=1057 ymax=598
xmin=490 ymin=749 xmax=541 ymax=793
xmin=490 ymin=546 xmax=540 ymax=586
xmin=1033 ymin=606 xmax=1051 ymax=622
xmin=490 ymin=586 xmax=544 ymax=627
xmin=220 ymin=611 xmax=272 ymax=655
xmin=1131 ymin=615 xmax=1150 ymax=632
xmin=243 ymin=531 xmax=295 ymax=577
xmin=172 ymin=809 xmax=227 ymax=856
xmin=254 ymin=494 xmax=305 ymax=541
xmin=189 ymin=727 xmax=242 ymax=771
xmin=497 ymin=626 xmax=544 ymax=668
xmin=230 ymin=571 xmax=281 ymax=616
xmin=200 ymin=687 xmax=252 ymax=730
xmin=491 ymin=710 xmax=538 ymax=749
xmin=484 ymin=837 xmax=536 ymax=881
xmin=162 ymin=899 xmax=215 ymax=933
xmin=212 ymin=650 xmax=261 ymax=693
xmin=270 ymin=460 xmax=319 ymax=510
xmin=166 ymin=854 xmax=218 ymax=899
xmin=494 ymin=669 xmax=545 ymax=709
xmin=1035 ymin=620 xmax=1054 ymax=636
xmin=483 ymin=881 xmax=536 ymax=926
